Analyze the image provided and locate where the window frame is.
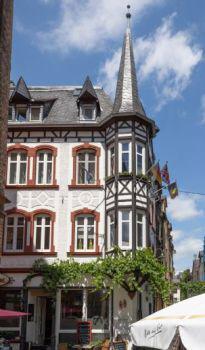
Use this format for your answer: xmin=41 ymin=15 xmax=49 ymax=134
xmin=33 ymin=214 xmax=52 ymax=252
xmin=80 ymin=104 xmax=96 ymax=121
xmin=136 ymin=211 xmax=146 ymax=248
xmin=75 ymin=214 xmax=96 ymax=252
xmin=30 ymin=105 xmax=43 ymax=122
xmin=7 ymin=151 xmax=28 ymax=185
xmin=107 ymin=211 xmax=115 ymax=250
xmin=119 ymin=141 xmax=131 ymax=173
xmin=77 ymin=150 xmax=96 ymax=185
xmin=136 ymin=142 xmax=146 ymax=175
xmin=15 ymin=104 xmax=28 ymax=122
xmin=119 ymin=209 xmax=132 ymax=250
xmin=36 ymin=150 xmax=53 ymax=185
xmin=108 ymin=145 xmax=115 ymax=176
xmin=4 ymin=214 xmax=26 ymax=252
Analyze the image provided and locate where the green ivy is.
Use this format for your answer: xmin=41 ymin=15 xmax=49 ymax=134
xmin=30 ymin=247 xmax=170 ymax=302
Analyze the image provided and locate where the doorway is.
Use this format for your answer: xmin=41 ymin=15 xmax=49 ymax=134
xmin=36 ymin=297 xmax=53 ymax=346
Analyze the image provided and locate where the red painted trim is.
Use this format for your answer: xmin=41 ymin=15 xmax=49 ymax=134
xmin=70 ymin=208 xmax=100 ymax=254
xmin=7 ymin=145 xmax=30 ymax=186
xmin=7 ymin=144 xmax=58 ymax=187
xmin=68 ymin=185 xmax=103 ymax=190
xmin=6 ymin=185 xmax=59 ymax=189
xmin=3 ymin=208 xmax=56 ymax=254
xmin=71 ymin=143 xmax=101 ymax=186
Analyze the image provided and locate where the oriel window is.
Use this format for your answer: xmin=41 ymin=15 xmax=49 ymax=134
xmin=136 ymin=143 xmax=145 ymax=175
xmin=108 ymin=211 xmax=115 ymax=249
xmin=77 ymin=151 xmax=95 ymax=184
xmin=8 ymin=151 xmax=27 ymax=185
xmin=119 ymin=141 xmax=131 ymax=173
xmin=137 ymin=212 xmax=146 ymax=248
xmin=109 ymin=146 xmax=115 ymax=176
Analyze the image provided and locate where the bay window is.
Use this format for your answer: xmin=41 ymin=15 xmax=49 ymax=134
xmin=8 ymin=151 xmax=27 ymax=185
xmin=34 ymin=215 xmax=51 ymax=251
xmin=119 ymin=210 xmax=132 ymax=249
xmin=136 ymin=143 xmax=145 ymax=175
xmin=137 ymin=212 xmax=146 ymax=248
xmin=107 ymin=211 xmax=115 ymax=249
xmin=108 ymin=146 xmax=115 ymax=176
xmin=75 ymin=215 xmax=95 ymax=252
xmin=4 ymin=215 xmax=25 ymax=252
xmin=119 ymin=141 xmax=131 ymax=173
xmin=77 ymin=151 xmax=95 ymax=184
xmin=36 ymin=150 xmax=53 ymax=185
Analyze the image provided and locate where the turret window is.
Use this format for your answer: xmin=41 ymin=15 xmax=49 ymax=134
xmin=119 ymin=210 xmax=132 ymax=249
xmin=108 ymin=211 xmax=115 ymax=249
xmin=136 ymin=143 xmax=145 ymax=175
xmin=108 ymin=146 xmax=115 ymax=176
xmin=119 ymin=141 xmax=131 ymax=173
xmin=75 ymin=215 xmax=95 ymax=252
xmin=137 ymin=212 xmax=146 ymax=248
xmin=7 ymin=151 xmax=27 ymax=185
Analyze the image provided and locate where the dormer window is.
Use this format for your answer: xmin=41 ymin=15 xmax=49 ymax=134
xmin=81 ymin=104 xmax=96 ymax=121
xmin=8 ymin=106 xmax=13 ymax=121
xmin=16 ymin=105 xmax=28 ymax=122
xmin=30 ymin=106 xmax=42 ymax=122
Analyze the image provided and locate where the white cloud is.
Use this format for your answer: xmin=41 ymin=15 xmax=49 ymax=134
xmin=167 ymin=194 xmax=203 ymax=221
xmin=172 ymin=229 xmax=183 ymax=241
xmin=201 ymin=95 xmax=205 ymax=123
xmin=99 ymin=13 xmax=203 ymax=107
xmin=36 ymin=0 xmax=165 ymax=53
xmin=174 ymin=237 xmax=202 ymax=261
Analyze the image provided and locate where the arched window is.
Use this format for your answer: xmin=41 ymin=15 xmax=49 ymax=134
xmin=4 ymin=214 xmax=26 ymax=251
xmin=71 ymin=144 xmax=101 ymax=187
xmin=33 ymin=214 xmax=51 ymax=251
xmin=36 ymin=150 xmax=53 ymax=185
xmin=7 ymin=151 xmax=27 ymax=185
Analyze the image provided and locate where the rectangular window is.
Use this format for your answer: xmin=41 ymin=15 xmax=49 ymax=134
xmin=8 ymin=106 xmax=13 ymax=121
xmin=16 ymin=106 xmax=27 ymax=122
xmin=119 ymin=141 xmax=131 ymax=173
xmin=108 ymin=211 xmax=115 ymax=249
xmin=0 ymin=290 xmax=21 ymax=328
xmin=136 ymin=143 xmax=145 ymax=175
xmin=119 ymin=210 xmax=131 ymax=249
xmin=36 ymin=151 xmax=53 ymax=185
xmin=87 ymin=290 xmax=109 ymax=329
xmin=109 ymin=146 xmax=115 ymax=176
xmin=30 ymin=106 xmax=42 ymax=121
xmin=8 ymin=152 xmax=27 ymax=185
xmin=60 ymin=290 xmax=83 ymax=330
xmin=80 ymin=105 xmax=96 ymax=121
xmin=75 ymin=215 xmax=95 ymax=252
xmin=34 ymin=215 xmax=51 ymax=251
xmin=77 ymin=151 xmax=95 ymax=185
xmin=137 ymin=212 xmax=146 ymax=248
xmin=5 ymin=216 xmax=25 ymax=252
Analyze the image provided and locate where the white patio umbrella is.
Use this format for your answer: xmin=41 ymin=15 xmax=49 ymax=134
xmin=130 ymin=293 xmax=205 ymax=350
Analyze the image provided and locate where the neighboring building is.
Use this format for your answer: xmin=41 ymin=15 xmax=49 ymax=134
xmin=192 ymin=238 xmax=205 ymax=281
xmin=0 ymin=10 xmax=173 ymax=349
xmin=0 ymin=0 xmax=13 ymax=253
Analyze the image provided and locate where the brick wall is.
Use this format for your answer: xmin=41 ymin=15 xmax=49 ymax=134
xmin=0 ymin=0 xmax=13 ymax=252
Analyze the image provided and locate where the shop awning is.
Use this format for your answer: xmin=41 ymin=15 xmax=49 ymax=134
xmin=0 ymin=309 xmax=28 ymax=318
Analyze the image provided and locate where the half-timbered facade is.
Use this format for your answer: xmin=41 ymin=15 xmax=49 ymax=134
xmin=0 ymin=11 xmax=170 ymax=350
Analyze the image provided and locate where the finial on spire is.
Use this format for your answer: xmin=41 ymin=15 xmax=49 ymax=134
xmin=126 ymin=4 xmax=131 ymax=28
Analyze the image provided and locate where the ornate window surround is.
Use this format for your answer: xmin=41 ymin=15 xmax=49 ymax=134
xmin=6 ymin=144 xmax=58 ymax=189
xmin=69 ymin=208 xmax=100 ymax=256
xmin=3 ymin=208 xmax=56 ymax=256
xmin=69 ymin=143 xmax=102 ymax=189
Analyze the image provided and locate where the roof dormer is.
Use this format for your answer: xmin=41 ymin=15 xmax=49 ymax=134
xmin=10 ymin=76 xmax=31 ymax=103
xmin=77 ymin=76 xmax=100 ymax=121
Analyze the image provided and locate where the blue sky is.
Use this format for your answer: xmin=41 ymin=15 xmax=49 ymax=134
xmin=12 ymin=0 xmax=205 ymax=272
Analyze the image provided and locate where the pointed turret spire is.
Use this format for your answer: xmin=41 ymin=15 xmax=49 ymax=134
xmin=113 ymin=5 xmax=145 ymax=116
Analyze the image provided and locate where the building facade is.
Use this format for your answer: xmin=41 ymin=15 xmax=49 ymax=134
xmin=0 ymin=0 xmax=13 ymax=255
xmin=0 ymin=12 xmax=173 ymax=350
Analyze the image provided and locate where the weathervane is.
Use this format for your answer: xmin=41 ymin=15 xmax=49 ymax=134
xmin=126 ymin=4 xmax=131 ymax=28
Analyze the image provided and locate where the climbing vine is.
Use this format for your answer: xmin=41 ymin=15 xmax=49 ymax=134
xmin=30 ymin=247 xmax=170 ymax=302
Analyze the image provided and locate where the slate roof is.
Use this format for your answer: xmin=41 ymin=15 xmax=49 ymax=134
xmin=9 ymin=85 xmax=113 ymax=124
xmin=113 ymin=26 xmax=146 ymax=116
xmin=10 ymin=76 xmax=31 ymax=102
